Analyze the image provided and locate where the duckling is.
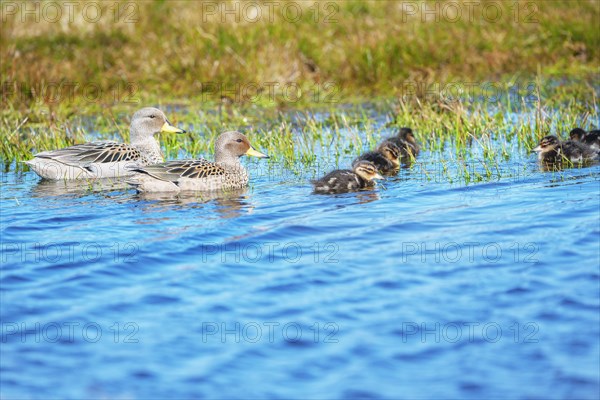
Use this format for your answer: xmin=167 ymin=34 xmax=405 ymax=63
xmin=24 ymin=107 xmax=185 ymax=180
xmin=385 ymin=127 xmax=421 ymax=160
xmin=586 ymin=129 xmax=600 ymax=151
xmin=353 ymin=140 xmax=400 ymax=174
xmin=533 ymin=135 xmax=598 ymax=168
xmin=588 ymin=130 xmax=600 ymax=151
xmin=568 ymin=128 xmax=587 ymax=142
xmin=569 ymin=128 xmax=600 ymax=151
xmin=127 ymin=131 xmax=268 ymax=193
xmin=312 ymin=161 xmax=383 ymax=194
xmin=533 ymin=135 xmax=562 ymax=167
xmin=561 ymin=139 xmax=599 ymax=163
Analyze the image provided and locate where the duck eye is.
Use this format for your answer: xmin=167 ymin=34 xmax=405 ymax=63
xmin=149 ymin=115 xmax=156 ymax=119
xmin=236 ymin=139 xmax=243 ymax=143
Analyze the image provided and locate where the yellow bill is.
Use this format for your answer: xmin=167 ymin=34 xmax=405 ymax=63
xmin=246 ymin=147 xmax=269 ymax=158
xmin=161 ymin=121 xmax=186 ymax=134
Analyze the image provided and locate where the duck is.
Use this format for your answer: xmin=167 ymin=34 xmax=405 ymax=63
xmin=533 ymin=135 xmax=598 ymax=168
xmin=127 ymin=131 xmax=268 ymax=193
xmin=25 ymin=107 xmax=185 ymax=180
xmin=385 ymin=127 xmax=420 ymax=160
xmin=353 ymin=140 xmax=400 ymax=174
xmin=312 ymin=160 xmax=383 ymax=194
xmin=569 ymin=128 xmax=600 ymax=151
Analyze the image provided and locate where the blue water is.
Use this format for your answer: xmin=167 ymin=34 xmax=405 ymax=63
xmin=1 ymin=124 xmax=599 ymax=399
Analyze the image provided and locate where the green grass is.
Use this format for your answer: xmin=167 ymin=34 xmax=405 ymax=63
xmin=2 ymin=0 xmax=598 ymax=106
xmin=1 ymin=1 xmax=599 ymax=183
xmin=2 ymin=79 xmax=598 ymax=173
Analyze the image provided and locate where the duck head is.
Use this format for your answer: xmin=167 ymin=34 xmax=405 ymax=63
xmin=378 ymin=141 xmax=401 ymax=166
xmin=533 ymin=135 xmax=560 ymax=154
xmin=353 ymin=160 xmax=384 ymax=181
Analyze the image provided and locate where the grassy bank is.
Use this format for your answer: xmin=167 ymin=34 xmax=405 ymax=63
xmin=1 ymin=0 xmax=599 ymax=106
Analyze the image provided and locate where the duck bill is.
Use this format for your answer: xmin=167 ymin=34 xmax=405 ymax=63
xmin=374 ymin=172 xmax=384 ymax=180
xmin=161 ymin=121 xmax=186 ymax=134
xmin=246 ymin=147 xmax=269 ymax=158
xmin=532 ymin=145 xmax=542 ymax=153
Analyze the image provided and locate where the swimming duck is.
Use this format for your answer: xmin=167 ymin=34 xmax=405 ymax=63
xmin=25 ymin=107 xmax=185 ymax=180
xmin=312 ymin=160 xmax=383 ymax=194
xmin=353 ymin=140 xmax=400 ymax=174
xmin=385 ymin=127 xmax=421 ymax=160
xmin=533 ymin=135 xmax=598 ymax=168
xmin=569 ymin=128 xmax=600 ymax=151
xmin=127 ymin=131 xmax=268 ymax=193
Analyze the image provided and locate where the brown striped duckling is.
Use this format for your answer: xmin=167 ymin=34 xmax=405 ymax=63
xmin=353 ymin=140 xmax=400 ymax=174
xmin=533 ymin=135 xmax=598 ymax=169
xmin=385 ymin=127 xmax=420 ymax=160
xmin=569 ymin=128 xmax=600 ymax=151
xmin=312 ymin=161 xmax=383 ymax=194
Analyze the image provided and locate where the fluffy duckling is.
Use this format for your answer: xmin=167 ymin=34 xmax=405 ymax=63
xmin=25 ymin=107 xmax=185 ymax=180
xmin=385 ymin=127 xmax=421 ymax=160
xmin=533 ymin=135 xmax=598 ymax=168
xmin=533 ymin=135 xmax=562 ymax=167
xmin=127 ymin=131 xmax=268 ymax=193
xmin=353 ymin=140 xmax=400 ymax=174
xmin=313 ymin=161 xmax=383 ymax=194
xmin=569 ymin=128 xmax=600 ymax=151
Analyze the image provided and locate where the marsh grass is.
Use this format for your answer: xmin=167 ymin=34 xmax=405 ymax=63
xmin=3 ymin=80 xmax=597 ymax=188
xmin=1 ymin=1 xmax=599 ymax=184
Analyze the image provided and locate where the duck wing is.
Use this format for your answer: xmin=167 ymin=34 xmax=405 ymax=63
xmin=132 ymin=159 xmax=226 ymax=183
xmin=562 ymin=140 xmax=598 ymax=161
xmin=354 ymin=152 xmax=393 ymax=170
xmin=35 ymin=142 xmax=141 ymax=167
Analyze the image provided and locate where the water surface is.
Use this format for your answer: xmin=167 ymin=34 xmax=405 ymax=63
xmin=1 ymin=118 xmax=599 ymax=399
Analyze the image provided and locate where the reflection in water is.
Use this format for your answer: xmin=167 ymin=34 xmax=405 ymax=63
xmin=355 ymin=190 xmax=380 ymax=204
xmin=135 ymin=187 xmax=251 ymax=219
xmin=213 ymin=190 xmax=252 ymax=219
xmin=312 ymin=186 xmax=381 ymax=202
xmin=30 ymin=178 xmax=130 ymax=197
xmin=129 ymin=188 xmax=253 ymax=241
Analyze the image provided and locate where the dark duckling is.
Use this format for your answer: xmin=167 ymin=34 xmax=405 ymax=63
xmin=533 ymin=135 xmax=598 ymax=169
xmin=386 ymin=127 xmax=421 ymax=161
xmin=353 ymin=140 xmax=400 ymax=174
xmin=569 ymin=128 xmax=600 ymax=151
xmin=313 ymin=161 xmax=383 ymax=194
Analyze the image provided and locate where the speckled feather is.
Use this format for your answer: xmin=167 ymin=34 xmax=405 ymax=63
xmin=353 ymin=151 xmax=396 ymax=173
xmin=132 ymin=159 xmax=226 ymax=181
xmin=385 ymin=128 xmax=420 ymax=160
xmin=581 ymin=130 xmax=600 ymax=151
xmin=570 ymin=128 xmax=600 ymax=151
xmin=312 ymin=169 xmax=370 ymax=193
xmin=35 ymin=142 xmax=149 ymax=167
xmin=561 ymin=140 xmax=598 ymax=162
